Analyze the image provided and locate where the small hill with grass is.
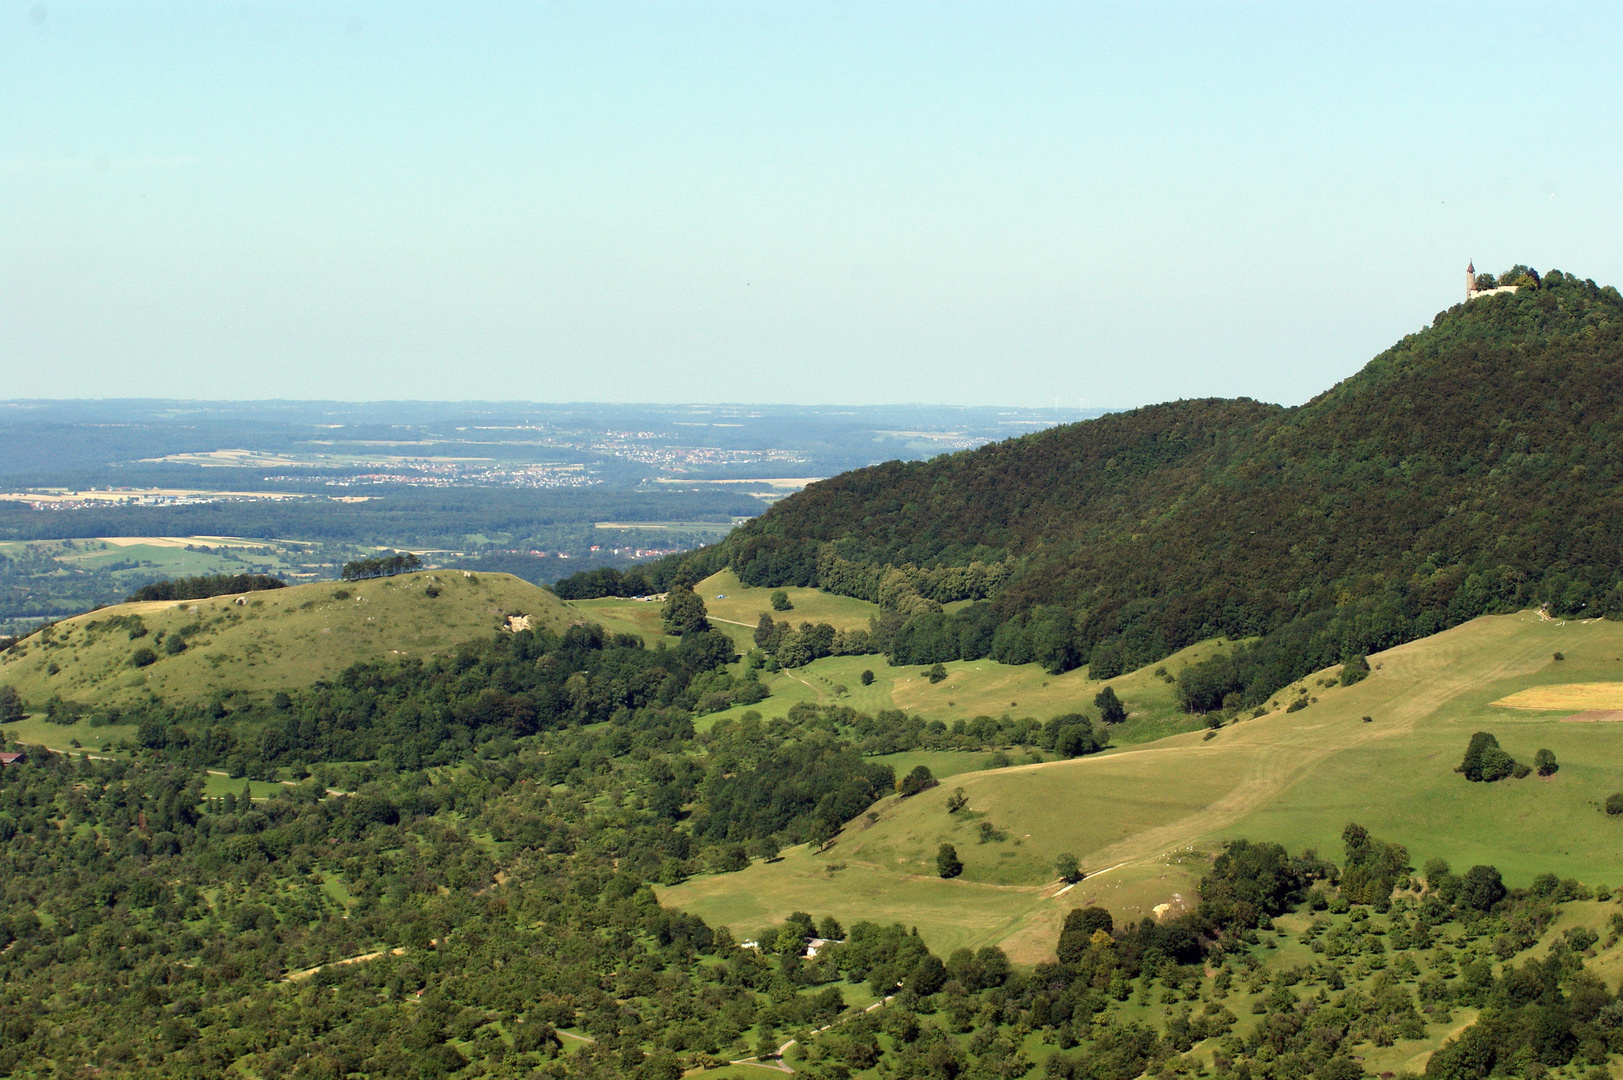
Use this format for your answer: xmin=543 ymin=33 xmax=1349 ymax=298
xmin=0 ymin=570 xmax=578 ymax=708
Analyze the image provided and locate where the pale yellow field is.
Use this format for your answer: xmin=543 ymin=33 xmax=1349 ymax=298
xmin=1491 ymin=682 xmax=1623 ymax=710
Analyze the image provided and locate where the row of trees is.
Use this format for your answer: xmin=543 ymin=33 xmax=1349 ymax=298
xmin=339 ymin=552 xmax=423 ymax=581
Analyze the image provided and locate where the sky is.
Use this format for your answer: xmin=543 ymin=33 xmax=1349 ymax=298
xmin=2 ymin=1 xmax=1619 ymax=409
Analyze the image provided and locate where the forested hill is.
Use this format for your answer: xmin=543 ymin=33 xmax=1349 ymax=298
xmin=581 ymin=268 xmax=1623 ymax=709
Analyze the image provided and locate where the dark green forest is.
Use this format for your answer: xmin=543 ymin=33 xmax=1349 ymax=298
xmin=564 ymin=271 xmax=1623 ymax=714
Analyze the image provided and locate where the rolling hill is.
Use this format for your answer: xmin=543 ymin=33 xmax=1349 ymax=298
xmin=0 ymin=570 xmax=578 ymax=709
xmin=660 ymin=608 xmax=1623 ymax=960
xmin=604 ymin=271 xmax=1623 ymax=711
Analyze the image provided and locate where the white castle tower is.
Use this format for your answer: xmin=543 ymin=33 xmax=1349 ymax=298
xmin=1466 ymin=261 xmax=1520 ymax=303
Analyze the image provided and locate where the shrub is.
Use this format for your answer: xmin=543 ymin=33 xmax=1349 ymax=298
xmin=769 ymin=590 xmax=792 ymax=611
xmin=1604 ymin=793 xmax=1623 ymax=816
xmin=936 ymin=843 xmax=963 ymax=879
xmin=1535 ymin=748 xmax=1558 ymax=776
xmin=1055 ymin=852 xmax=1082 ymax=884
xmin=1339 ymin=654 xmax=1370 ymax=686
xmin=131 ymin=647 xmax=158 ymax=668
xmin=897 ymin=765 xmax=937 ymax=797
xmin=924 ymin=663 xmax=947 ymax=684
xmin=163 ymin=634 xmax=187 ymax=656
xmin=1458 ymin=732 xmax=1517 ymax=782
xmin=860 ymin=669 xmax=874 ymax=686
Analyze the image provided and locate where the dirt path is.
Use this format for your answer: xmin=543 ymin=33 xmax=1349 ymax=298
xmin=284 ymin=946 xmax=407 ymax=982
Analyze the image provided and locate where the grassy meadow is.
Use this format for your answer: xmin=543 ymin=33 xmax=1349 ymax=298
xmin=0 ymin=570 xmax=579 ymax=708
xmin=662 ymin=611 xmax=1623 ymax=962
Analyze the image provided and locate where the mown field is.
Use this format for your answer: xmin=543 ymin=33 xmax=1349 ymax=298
xmin=0 ymin=570 xmax=579 ymax=707
xmin=662 ymin=611 xmax=1623 ymax=963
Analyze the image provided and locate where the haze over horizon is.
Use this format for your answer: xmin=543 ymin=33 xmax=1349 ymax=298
xmin=3 ymin=1 xmax=1619 ymax=409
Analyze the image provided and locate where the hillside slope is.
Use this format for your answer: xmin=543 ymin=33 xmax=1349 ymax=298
xmin=633 ymin=270 xmax=1623 ymax=699
xmin=660 ymin=609 xmax=1623 ymax=959
xmin=0 ymin=571 xmax=577 ymax=707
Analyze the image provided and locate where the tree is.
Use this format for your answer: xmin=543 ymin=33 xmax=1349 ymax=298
xmin=769 ymin=590 xmax=793 ymax=612
xmin=662 ymin=583 xmax=710 ymax=636
xmin=1457 ymin=865 xmax=1505 ymax=911
xmin=753 ymin=613 xmax=776 ymax=648
xmin=1605 ymin=793 xmax=1623 ymax=816
xmin=1056 ymin=906 xmax=1113 ymax=962
xmin=1055 ymin=852 xmax=1082 ymax=884
xmin=0 ymin=685 xmax=23 ymax=723
xmin=1094 ymin=685 xmax=1126 ymax=724
xmin=1458 ymin=732 xmax=1516 ymax=782
xmin=898 ymin=765 xmax=937 ymax=797
xmin=924 ymin=663 xmax=948 ymax=684
xmin=860 ymin=669 xmax=875 ymax=686
xmin=131 ymin=647 xmax=158 ymax=668
xmin=945 ymin=787 xmax=968 ymax=813
xmin=1534 ymin=748 xmax=1558 ymax=776
xmin=936 ymin=843 xmax=963 ymax=878
xmin=1339 ymin=654 xmax=1370 ymax=686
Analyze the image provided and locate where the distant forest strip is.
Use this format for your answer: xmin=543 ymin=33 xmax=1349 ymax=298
xmin=0 ymin=487 xmax=765 ymax=546
xmin=126 ymin=573 xmax=287 ymax=603
xmin=557 ymin=271 xmax=1623 ymax=715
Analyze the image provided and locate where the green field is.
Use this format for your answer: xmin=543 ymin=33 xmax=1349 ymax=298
xmin=0 ymin=570 xmax=580 ymax=707
xmin=662 ymin=611 xmax=1623 ymax=962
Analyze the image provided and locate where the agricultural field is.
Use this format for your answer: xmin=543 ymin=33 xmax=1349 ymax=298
xmin=0 ymin=570 xmax=579 ymax=707
xmin=662 ymin=611 xmax=1623 ymax=962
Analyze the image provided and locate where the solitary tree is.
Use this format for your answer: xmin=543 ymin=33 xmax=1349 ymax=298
xmin=769 ymin=590 xmax=793 ymax=612
xmin=0 ymin=685 xmax=23 ymax=724
xmin=860 ymin=669 xmax=875 ymax=686
xmin=661 ymin=583 xmax=710 ymax=636
xmin=1094 ymin=685 xmax=1127 ymax=724
xmin=1534 ymin=748 xmax=1558 ymax=776
xmin=936 ymin=843 xmax=963 ymax=879
xmin=1606 ymin=793 xmax=1623 ymax=817
xmin=1055 ymin=852 xmax=1082 ymax=884
xmin=945 ymin=787 xmax=968 ymax=813
xmin=925 ymin=663 xmax=948 ymax=684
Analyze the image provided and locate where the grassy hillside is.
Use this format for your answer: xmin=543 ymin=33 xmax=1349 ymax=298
xmin=689 ymin=632 xmax=1230 ymax=739
xmin=660 ymin=610 xmax=1623 ymax=960
xmin=0 ymin=570 xmax=578 ymax=708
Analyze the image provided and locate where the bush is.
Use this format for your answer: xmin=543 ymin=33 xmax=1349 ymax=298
xmin=769 ymin=590 xmax=792 ymax=611
xmin=163 ymin=634 xmax=187 ymax=656
xmin=860 ymin=669 xmax=874 ymax=686
xmin=897 ymin=765 xmax=937 ymax=797
xmin=1458 ymin=731 xmax=1517 ymax=782
xmin=131 ymin=647 xmax=158 ymax=668
xmin=936 ymin=843 xmax=963 ymax=879
xmin=1339 ymin=653 xmax=1370 ymax=685
xmin=1604 ymin=793 xmax=1623 ymax=816
xmin=924 ymin=663 xmax=947 ymax=684
xmin=1535 ymin=748 xmax=1558 ymax=776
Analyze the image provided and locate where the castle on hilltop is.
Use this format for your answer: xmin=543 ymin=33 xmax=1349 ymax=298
xmin=1466 ymin=261 xmax=1520 ymax=302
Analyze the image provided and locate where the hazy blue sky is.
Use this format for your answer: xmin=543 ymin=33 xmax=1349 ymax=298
xmin=3 ymin=1 xmax=1619 ymax=408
